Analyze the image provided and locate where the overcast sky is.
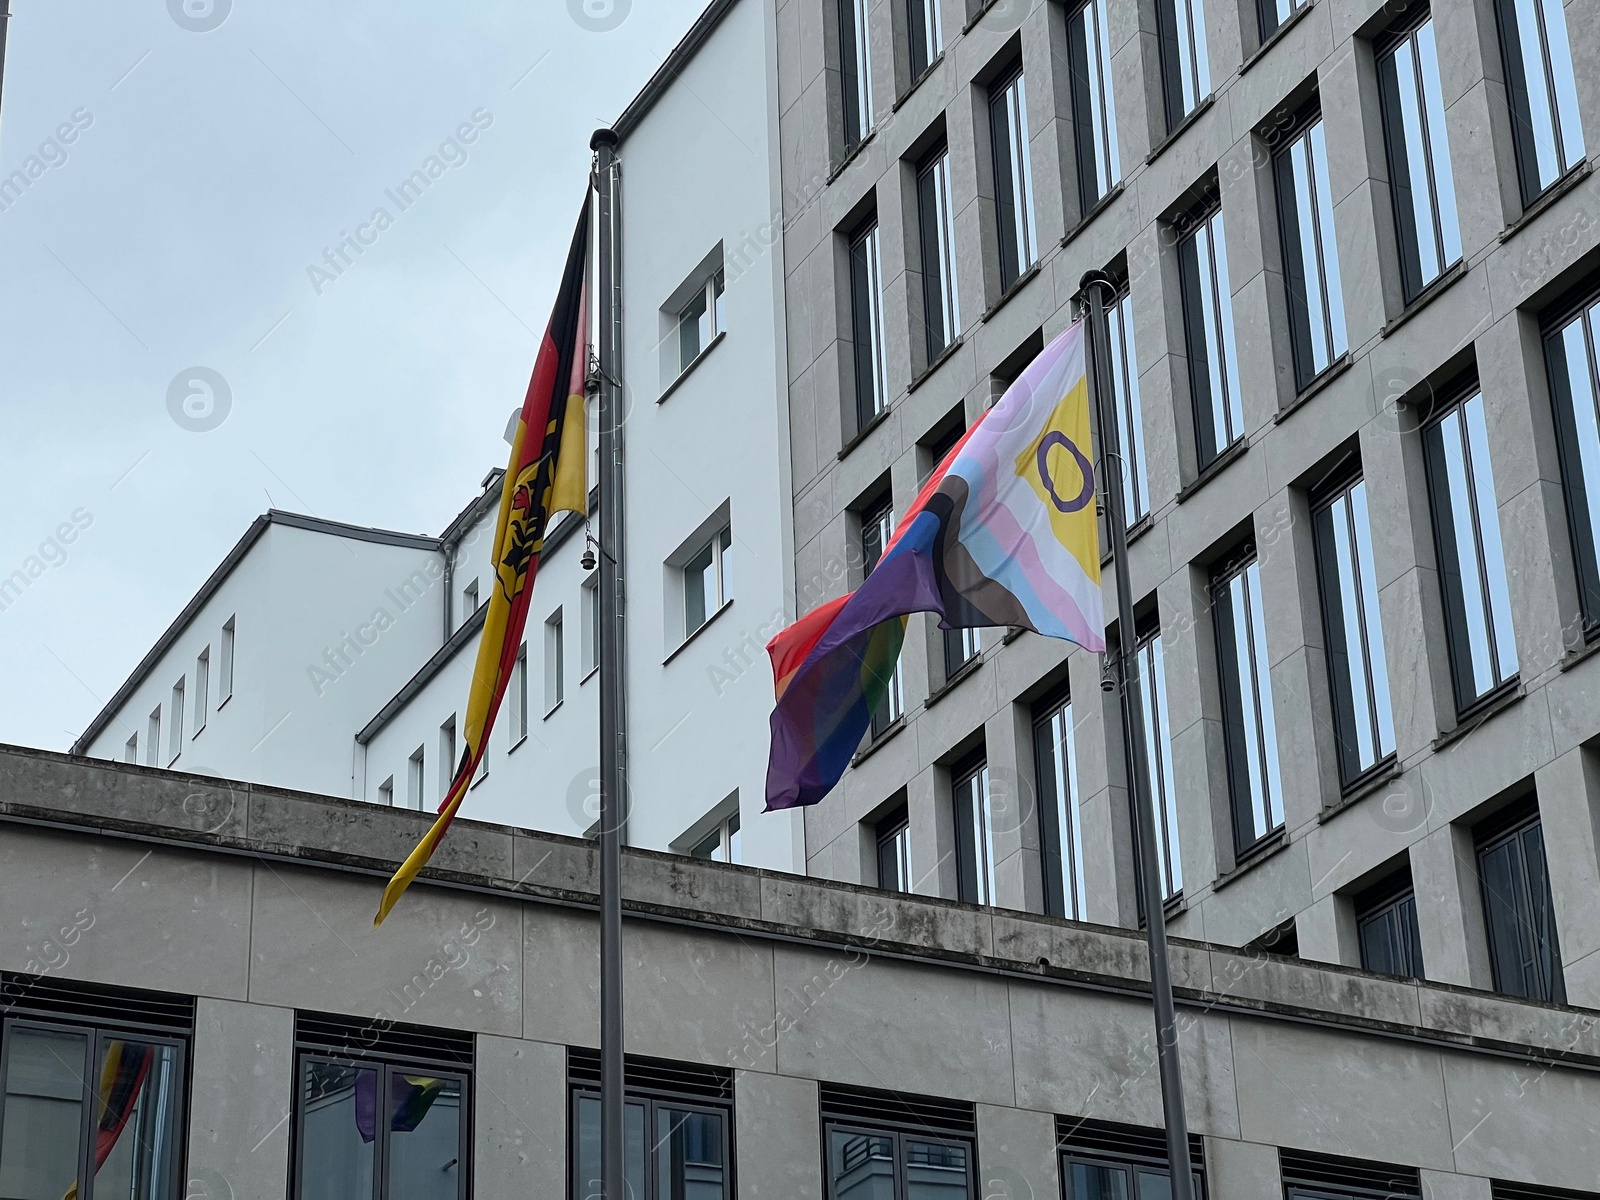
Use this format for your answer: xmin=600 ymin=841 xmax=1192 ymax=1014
xmin=0 ymin=0 xmax=706 ymax=750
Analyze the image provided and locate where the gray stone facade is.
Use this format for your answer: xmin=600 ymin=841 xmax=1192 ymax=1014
xmin=775 ymin=0 xmax=1600 ymax=1011
xmin=2 ymin=745 xmax=1600 ymax=1195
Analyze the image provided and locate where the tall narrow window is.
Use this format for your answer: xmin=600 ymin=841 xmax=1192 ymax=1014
xmin=1178 ymin=206 xmax=1243 ymax=466
xmin=511 ymin=645 xmax=528 ymax=747
xmin=906 ymin=0 xmax=942 ymax=80
xmin=678 ymin=269 xmax=726 ymax=372
xmin=875 ymin=803 xmax=912 ymax=892
xmin=849 ymin=220 xmax=889 ymax=430
xmin=951 ymin=754 xmax=996 ymax=906
xmin=124 ymin=734 xmax=137 ymax=763
xmin=1423 ymin=389 xmax=1518 ymax=713
xmin=145 ymin=708 xmax=161 ymax=768
xmin=1544 ymin=293 xmax=1600 ymax=631
xmin=1156 ymin=0 xmax=1211 ymax=131
xmin=1312 ymin=475 xmax=1396 ymax=786
xmin=690 ymin=810 xmax=742 ymax=864
xmin=1355 ymin=869 xmax=1425 ymax=979
xmin=683 ymin=526 xmax=732 ymax=638
xmin=1275 ymin=113 xmax=1348 ymax=391
xmin=438 ymin=717 xmax=457 ymax=800
xmin=581 ymin=577 xmax=600 ymax=676
xmin=1257 ymin=0 xmax=1308 ymax=43
xmin=1477 ymin=801 xmax=1565 ymax=1003
xmin=1033 ymin=692 xmax=1087 ymax=920
xmin=1378 ymin=14 xmax=1462 ymax=302
xmin=545 ymin=610 xmax=565 ymax=712
xmin=378 ymin=776 xmax=394 ymax=807
xmin=1133 ymin=627 xmax=1182 ymax=899
xmin=168 ymin=679 xmax=185 ymax=765
xmin=407 ymin=747 xmax=425 ymax=810
xmin=916 ymin=144 xmax=961 ymax=364
xmin=193 ymin=647 xmax=209 ymax=737
xmin=1496 ymin=0 xmax=1584 ymax=207
xmin=1067 ymin=0 xmax=1121 ymax=215
xmin=839 ymin=0 xmax=874 ymax=154
xmin=1213 ymin=554 xmax=1284 ymax=852
xmin=988 ymin=67 xmax=1037 ymax=292
xmin=862 ymin=496 xmax=905 ymax=737
xmin=461 ymin=578 xmax=479 ymax=624
xmin=944 ymin=626 xmax=980 ymax=678
xmin=1105 ymin=286 xmax=1149 ymax=526
xmin=219 ymin=615 xmax=235 ymax=702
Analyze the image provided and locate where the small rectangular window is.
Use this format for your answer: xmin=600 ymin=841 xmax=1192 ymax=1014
xmin=1477 ymin=801 xmax=1565 ymax=1003
xmin=511 ymin=645 xmax=529 ymax=747
xmin=1212 ymin=553 xmax=1284 ymax=852
xmin=407 ymin=746 xmax=425 ymax=810
xmin=1106 ymin=287 xmax=1149 ymax=527
xmin=1377 ymin=14 xmax=1462 ymax=302
xmin=1312 ymin=474 xmax=1396 ymax=787
xmin=145 ymin=707 xmax=161 ymax=768
xmin=1355 ymin=869 xmax=1425 ymax=979
xmin=1178 ymin=206 xmax=1243 ymax=466
xmin=849 ymin=221 xmax=889 ymax=430
xmin=906 ymin=0 xmax=943 ymax=79
xmin=1134 ymin=626 xmax=1182 ymax=899
xmin=582 ymin=577 xmax=600 ymax=677
xmin=988 ymin=66 xmax=1037 ymax=292
xmin=193 ymin=647 xmax=209 ymax=737
xmin=439 ymin=717 xmax=457 ymax=800
xmin=1495 ymin=0 xmax=1585 ymax=207
xmin=874 ymin=803 xmax=912 ymax=892
xmin=124 ymin=734 xmax=138 ymax=763
xmin=1275 ymin=112 xmax=1348 ymax=391
xmin=378 ymin=776 xmax=394 ymax=807
xmin=1058 ymin=1117 xmax=1207 ymax=1200
xmin=571 ymin=1056 xmax=732 ymax=1200
xmin=860 ymin=496 xmax=905 ymax=738
xmin=545 ymin=610 xmax=565 ymax=712
xmin=1543 ymin=295 xmax=1600 ymax=632
xmin=1280 ymin=1149 xmax=1422 ymax=1200
xmin=683 ymin=527 xmax=732 ymax=639
xmin=461 ymin=578 xmax=479 ymax=625
xmin=219 ymin=615 xmax=235 ymax=702
xmin=825 ymin=1121 xmax=973 ymax=1200
xmin=1066 ymin=0 xmax=1121 ymax=215
xmin=677 ymin=270 xmax=725 ymax=372
xmin=839 ymin=0 xmax=875 ymax=153
xmin=916 ymin=144 xmax=961 ymax=364
xmin=1033 ymin=692 xmax=1087 ymax=920
xmin=951 ymin=754 xmax=995 ymax=906
xmin=1257 ymin=0 xmax=1309 ymax=43
xmin=1155 ymin=0 xmax=1211 ymax=131
xmin=1422 ymin=389 xmax=1518 ymax=712
xmin=944 ymin=626 xmax=979 ymax=678
xmin=690 ymin=809 xmax=742 ymax=864
xmin=168 ymin=679 xmax=185 ymax=765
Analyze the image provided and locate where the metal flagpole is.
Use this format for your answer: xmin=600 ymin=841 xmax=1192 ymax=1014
xmin=1080 ymin=269 xmax=1195 ymax=1200
xmin=591 ymin=126 xmax=629 ymax=1200
xmin=0 ymin=1 xmax=12 ymax=134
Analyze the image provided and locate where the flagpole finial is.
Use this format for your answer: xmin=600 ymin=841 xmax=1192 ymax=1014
xmin=1077 ymin=269 xmax=1117 ymax=302
xmin=590 ymin=127 xmax=619 ymax=150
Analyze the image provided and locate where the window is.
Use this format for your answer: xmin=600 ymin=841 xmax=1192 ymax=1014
xmin=1312 ymin=474 xmax=1396 ymax=787
xmin=124 ymin=734 xmax=137 ymax=763
xmin=1377 ymin=14 xmax=1462 ymax=303
xmin=862 ymin=496 xmax=905 ymax=737
xmin=378 ymin=776 xmax=394 ymax=807
xmin=916 ymin=144 xmax=961 ymax=364
xmin=0 ymin=1002 xmax=187 ymax=1199
xmin=1177 ymin=207 xmax=1243 ymax=467
xmin=677 ymin=269 xmax=726 ymax=372
xmin=581 ymin=577 xmax=599 ymax=677
xmin=1133 ymin=626 xmax=1181 ymax=899
xmin=545 ymin=610 xmax=564 ymax=712
xmin=1477 ymin=801 xmax=1565 ymax=1003
xmin=1422 ymin=389 xmax=1518 ymax=712
xmin=1105 ymin=286 xmax=1148 ymax=526
xmin=1066 ymin=0 xmax=1121 ymax=215
xmin=571 ymin=1053 xmax=732 ymax=1200
xmin=952 ymin=754 xmax=996 ymax=906
xmin=875 ymin=803 xmax=912 ymax=892
xmin=989 ymin=66 xmax=1037 ymax=292
xmin=1275 ymin=112 xmax=1348 ymax=391
xmin=822 ymin=1085 xmax=975 ymax=1200
xmin=683 ymin=526 xmax=732 ymax=638
xmin=1212 ymin=553 xmax=1284 ymax=853
xmin=1279 ymin=1149 xmax=1422 ymax=1200
xmin=839 ymin=0 xmax=874 ymax=153
xmin=906 ymin=0 xmax=942 ymax=79
xmin=690 ymin=810 xmax=742 ymax=864
xmin=293 ymin=1016 xmax=470 ymax=1200
xmin=850 ymin=220 xmax=889 ymax=430
xmin=407 ymin=747 xmax=424 ymax=811
xmin=1155 ymin=0 xmax=1210 ymax=132
xmin=1496 ymin=0 xmax=1584 ymax=207
xmin=438 ymin=718 xmax=457 ymax=800
xmin=1059 ymin=1118 xmax=1207 ymax=1200
xmin=167 ymin=679 xmax=185 ymax=765
xmin=510 ymin=646 xmax=528 ymax=747
xmin=145 ymin=708 xmax=160 ymax=768
xmin=1257 ymin=0 xmax=1308 ymax=43
xmin=219 ymin=616 xmax=235 ymax=701
xmin=944 ymin=625 xmax=980 ymax=677
xmin=1354 ymin=869 xmax=1424 ymax=979
xmin=1033 ymin=692 xmax=1087 ymax=920
xmin=1544 ymin=295 xmax=1600 ymax=631
xmin=193 ymin=648 xmax=209 ymax=737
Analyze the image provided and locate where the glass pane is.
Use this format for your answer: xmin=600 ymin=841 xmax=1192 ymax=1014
xmin=685 ymin=542 xmax=714 ymax=635
xmin=1463 ymin=395 xmax=1517 ymax=682
xmin=1416 ymin=21 xmax=1461 ymax=269
xmin=91 ymin=1038 xmax=180 ymax=1200
xmin=574 ymin=1095 xmax=647 ymax=1200
xmin=656 ymin=1107 xmax=726 ymax=1200
xmin=679 ymin=290 xmax=707 ymax=371
xmin=904 ymin=1138 xmax=969 ymax=1199
xmin=0 ymin=1027 xmax=87 ymax=1200
xmin=1310 ymin=122 xmax=1347 ymax=360
xmin=1288 ymin=137 xmax=1329 ymax=377
xmin=828 ymin=1129 xmax=896 ymax=1200
xmin=1538 ymin=0 xmax=1584 ymax=168
xmin=1437 ymin=407 xmax=1496 ymax=697
xmin=1068 ymin=1161 xmax=1131 ymax=1200
xmin=298 ymin=1061 xmax=376 ymax=1200
xmin=387 ymin=1074 xmax=462 ymax=1200
xmin=1510 ymin=0 xmax=1561 ymax=190
xmin=1350 ymin=484 xmax=1395 ymax=757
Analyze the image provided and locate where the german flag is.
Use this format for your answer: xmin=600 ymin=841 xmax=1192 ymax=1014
xmin=375 ymin=200 xmax=591 ymax=926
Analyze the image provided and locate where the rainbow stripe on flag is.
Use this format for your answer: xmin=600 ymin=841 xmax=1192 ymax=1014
xmin=765 ymin=319 xmax=1104 ymax=810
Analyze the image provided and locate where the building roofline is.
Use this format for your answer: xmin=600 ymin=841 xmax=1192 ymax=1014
xmin=440 ymin=469 xmax=504 ymax=544
xmin=70 ymin=511 xmax=441 ymax=756
xmin=612 ymin=0 xmax=740 ymax=142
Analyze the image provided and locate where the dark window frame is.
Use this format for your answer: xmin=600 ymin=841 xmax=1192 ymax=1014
xmin=1543 ymin=289 xmax=1600 ymax=638
xmin=1211 ymin=547 xmax=1285 ymax=856
xmin=1154 ymin=0 xmax=1211 ymax=134
xmin=1032 ymin=688 xmax=1086 ymax=921
xmin=988 ymin=63 xmax=1036 ymax=293
xmin=838 ymin=0 xmax=874 ymax=154
xmin=875 ymin=803 xmax=913 ymax=892
xmin=1065 ymin=0 xmax=1120 ymax=216
xmin=1493 ymin=0 xmax=1585 ymax=209
xmin=1057 ymin=1117 xmax=1208 ymax=1200
xmin=1256 ymin=0 xmax=1308 ymax=45
xmin=951 ymin=751 xmax=995 ymax=906
xmin=915 ymin=141 xmax=961 ymax=365
xmin=1476 ymin=801 xmax=1566 ymax=1004
xmin=823 ymin=1118 xmax=976 ymax=1200
xmin=1273 ymin=105 xmax=1348 ymax=391
xmin=905 ymin=0 xmax=942 ymax=83
xmin=1178 ymin=202 xmax=1243 ymax=468
xmin=1354 ymin=869 xmax=1425 ymax=980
